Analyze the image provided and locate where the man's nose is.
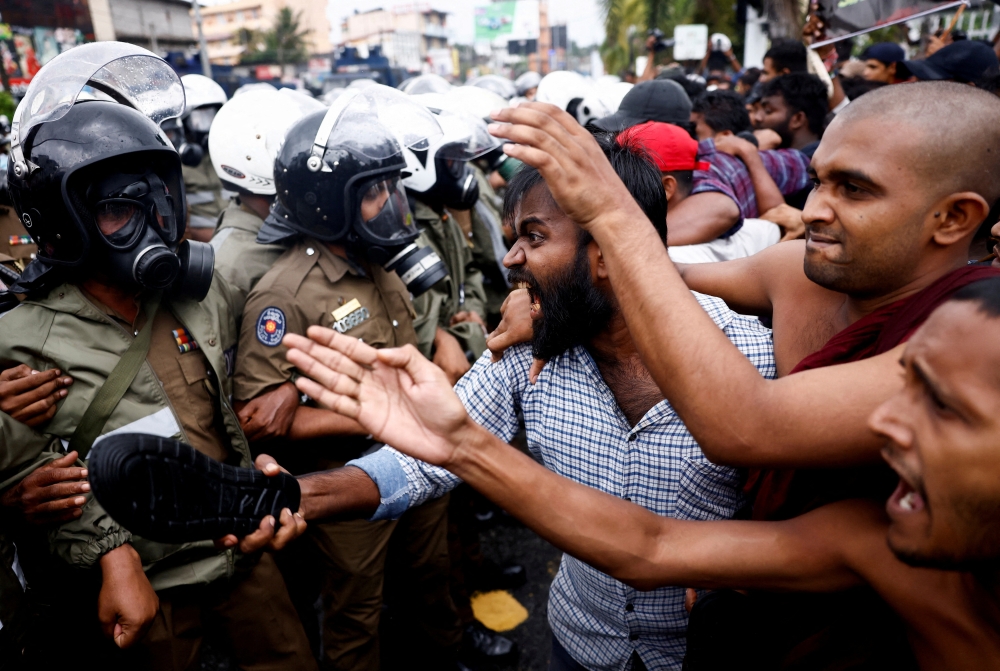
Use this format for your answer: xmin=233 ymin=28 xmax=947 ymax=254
xmin=503 ymin=240 xmax=526 ymax=268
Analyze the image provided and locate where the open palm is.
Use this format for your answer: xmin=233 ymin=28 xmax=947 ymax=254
xmin=283 ymin=328 xmax=471 ymax=467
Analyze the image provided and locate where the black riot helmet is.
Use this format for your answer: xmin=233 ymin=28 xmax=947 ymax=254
xmin=265 ymin=89 xmax=450 ymax=295
xmin=6 ymin=42 xmax=215 ymax=300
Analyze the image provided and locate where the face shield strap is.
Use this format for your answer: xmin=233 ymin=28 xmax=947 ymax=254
xmin=145 ymin=173 xmax=176 ymax=239
xmin=308 ymin=101 xmax=350 ymax=173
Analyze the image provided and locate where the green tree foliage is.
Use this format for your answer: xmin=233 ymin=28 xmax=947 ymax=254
xmin=0 ymin=91 xmax=15 ymax=121
xmin=601 ymin=0 xmax=800 ymax=74
xmin=239 ymin=7 xmax=310 ymax=66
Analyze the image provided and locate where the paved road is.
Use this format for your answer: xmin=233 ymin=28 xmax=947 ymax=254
xmin=200 ymin=518 xmax=563 ymax=671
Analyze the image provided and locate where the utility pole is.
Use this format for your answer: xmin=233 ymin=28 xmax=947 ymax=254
xmin=191 ymin=0 xmax=213 ymax=77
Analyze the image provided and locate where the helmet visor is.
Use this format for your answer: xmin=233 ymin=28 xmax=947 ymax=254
xmin=355 ymin=175 xmax=416 ymax=245
xmin=435 ymin=110 xmax=501 ymax=161
xmin=15 ymin=42 xmax=184 ymax=141
xmin=321 ymin=85 xmax=443 ymax=160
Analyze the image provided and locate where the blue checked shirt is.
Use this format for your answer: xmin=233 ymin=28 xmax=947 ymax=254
xmin=350 ymin=293 xmax=776 ymax=671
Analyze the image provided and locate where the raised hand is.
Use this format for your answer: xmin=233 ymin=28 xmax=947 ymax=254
xmin=488 ymin=102 xmax=647 ymax=235
xmin=283 ymin=327 xmax=474 ymax=468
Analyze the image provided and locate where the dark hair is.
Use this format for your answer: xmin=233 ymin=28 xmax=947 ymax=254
xmin=664 ymin=170 xmax=694 ymax=198
xmin=692 ymin=90 xmax=752 ymax=134
xmin=839 ymin=76 xmax=887 ymax=101
xmin=656 ymin=69 xmax=707 ymax=102
xmin=951 ymin=277 xmax=1000 ymax=317
xmin=759 ymin=73 xmax=830 ymax=137
xmin=503 ymin=131 xmax=668 ymax=244
xmin=739 ymin=67 xmax=762 ymax=89
xmin=764 ymin=39 xmax=808 ymax=74
xmin=975 ymin=65 xmax=1000 ymax=95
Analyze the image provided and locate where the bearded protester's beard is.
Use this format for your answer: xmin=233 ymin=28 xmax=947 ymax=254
xmin=507 ymin=245 xmax=616 ymax=361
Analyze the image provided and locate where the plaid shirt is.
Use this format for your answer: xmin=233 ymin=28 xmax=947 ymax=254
xmin=351 ymin=293 xmax=776 ymax=671
xmin=693 ymin=139 xmax=811 ymax=237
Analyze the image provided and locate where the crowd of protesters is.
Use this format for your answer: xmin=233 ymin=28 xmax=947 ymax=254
xmin=1 ymin=19 xmax=1000 ymax=671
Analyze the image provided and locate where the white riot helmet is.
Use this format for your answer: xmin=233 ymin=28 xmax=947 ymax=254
xmin=180 ymin=74 xmax=228 ymax=148
xmin=233 ymin=82 xmax=277 ymax=97
xmin=400 ymin=109 xmax=499 ymax=211
xmin=534 ymin=71 xmax=610 ymax=125
xmin=209 ymin=88 xmax=325 ymax=196
xmin=399 ymin=73 xmax=453 ymax=95
xmin=595 ymin=81 xmax=633 ymax=114
xmin=466 ymin=74 xmax=516 ymax=100
xmin=412 ymin=87 xmax=507 ymax=123
xmin=514 ymin=71 xmax=541 ymax=97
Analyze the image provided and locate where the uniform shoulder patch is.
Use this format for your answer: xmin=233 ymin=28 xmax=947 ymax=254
xmin=256 ymin=306 xmax=287 ymax=347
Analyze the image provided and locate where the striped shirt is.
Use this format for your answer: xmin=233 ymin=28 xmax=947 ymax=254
xmin=350 ymin=293 xmax=776 ymax=671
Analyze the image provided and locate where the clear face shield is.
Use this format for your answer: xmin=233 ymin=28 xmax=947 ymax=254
xmin=354 ymin=174 xmax=416 ymax=246
xmin=10 ymin=41 xmax=185 ymax=179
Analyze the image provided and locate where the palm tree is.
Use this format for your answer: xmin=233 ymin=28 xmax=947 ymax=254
xmin=240 ymin=7 xmax=309 ymax=66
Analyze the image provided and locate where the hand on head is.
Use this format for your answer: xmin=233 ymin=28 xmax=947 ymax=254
xmin=282 ymin=327 xmax=475 ymax=468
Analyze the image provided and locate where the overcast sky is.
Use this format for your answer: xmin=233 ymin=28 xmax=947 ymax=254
xmin=325 ymin=1 xmax=607 ymax=47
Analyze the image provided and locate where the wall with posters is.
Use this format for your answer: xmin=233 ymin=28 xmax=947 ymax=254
xmin=0 ymin=23 xmax=86 ymax=96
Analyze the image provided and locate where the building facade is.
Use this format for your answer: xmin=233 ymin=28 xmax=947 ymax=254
xmin=195 ymin=0 xmax=332 ymax=65
xmin=340 ymin=5 xmax=449 ymax=72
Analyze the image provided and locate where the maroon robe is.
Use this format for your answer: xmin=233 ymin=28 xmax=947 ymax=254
xmin=747 ymin=264 xmax=1000 ymax=520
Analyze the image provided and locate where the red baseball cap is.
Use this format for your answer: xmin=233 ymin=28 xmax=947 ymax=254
xmin=617 ymin=121 xmax=710 ymax=172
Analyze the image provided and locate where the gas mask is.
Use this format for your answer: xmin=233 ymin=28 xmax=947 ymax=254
xmin=162 ymin=117 xmax=204 ymax=167
xmin=88 ymin=171 xmax=215 ymax=300
xmin=183 ymin=105 xmax=218 ymax=152
xmin=351 ymin=175 xmax=448 ymax=295
xmin=424 ymin=154 xmax=480 ymax=212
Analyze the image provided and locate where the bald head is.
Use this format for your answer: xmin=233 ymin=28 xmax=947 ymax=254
xmin=832 ymin=81 xmax=1000 ymax=206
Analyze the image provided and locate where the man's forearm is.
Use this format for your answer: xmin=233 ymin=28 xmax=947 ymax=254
xmin=289 ymin=406 xmax=366 ymax=440
xmin=443 ymin=419 xmax=863 ymax=592
xmin=297 ymin=465 xmax=381 ymax=521
xmin=586 ymin=204 xmax=887 ymax=466
xmin=739 ymin=150 xmax=785 ymax=214
xmin=666 ymin=192 xmax=740 ymax=246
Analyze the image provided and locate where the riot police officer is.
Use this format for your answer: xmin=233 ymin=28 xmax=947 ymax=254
xmin=0 ymin=43 xmax=315 ymax=671
xmin=208 ymin=86 xmax=324 ymax=320
xmin=178 ymin=74 xmax=229 ymax=242
xmin=232 ymin=89 xmax=461 ymax=671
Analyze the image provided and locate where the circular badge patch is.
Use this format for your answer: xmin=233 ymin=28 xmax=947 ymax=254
xmin=256 ymin=307 xmax=286 ymax=347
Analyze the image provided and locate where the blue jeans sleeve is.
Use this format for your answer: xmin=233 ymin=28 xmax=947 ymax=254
xmin=347 ymin=448 xmax=411 ymax=521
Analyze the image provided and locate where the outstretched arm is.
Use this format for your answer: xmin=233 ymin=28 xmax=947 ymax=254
xmin=282 ymin=327 xmax=867 ymax=593
xmin=486 ymin=103 xmax=897 ymax=467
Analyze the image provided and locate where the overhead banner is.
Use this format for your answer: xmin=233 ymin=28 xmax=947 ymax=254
xmin=475 ymin=1 xmax=540 ymax=46
xmin=813 ymin=0 xmax=967 ymax=46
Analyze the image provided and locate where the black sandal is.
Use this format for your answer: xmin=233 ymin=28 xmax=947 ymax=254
xmin=88 ymin=433 xmax=300 ymax=544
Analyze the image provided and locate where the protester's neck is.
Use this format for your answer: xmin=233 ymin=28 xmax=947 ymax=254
xmin=969 ymin=567 xmax=1000 ymax=629
xmin=587 ymin=310 xmax=639 ymax=365
xmin=844 ymin=253 xmax=970 ymax=322
xmin=79 ymin=277 xmax=143 ymax=324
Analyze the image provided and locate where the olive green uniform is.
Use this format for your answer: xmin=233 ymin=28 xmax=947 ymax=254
xmin=183 ymin=152 xmax=229 ymax=232
xmin=411 ymin=201 xmax=488 ymax=361
xmin=0 ymin=412 xmax=62 ymax=670
xmin=469 ymin=168 xmax=511 ymax=324
xmin=0 ymin=278 xmax=315 ymax=671
xmin=234 ymin=239 xmax=461 ymax=671
xmin=0 ymin=205 xmax=35 ymax=290
xmin=210 ymin=199 xmax=284 ymax=321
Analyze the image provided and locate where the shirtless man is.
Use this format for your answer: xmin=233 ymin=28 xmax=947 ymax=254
xmin=281 ymin=275 xmax=1000 ymax=671
xmin=489 ymin=81 xmax=1000 ymax=477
